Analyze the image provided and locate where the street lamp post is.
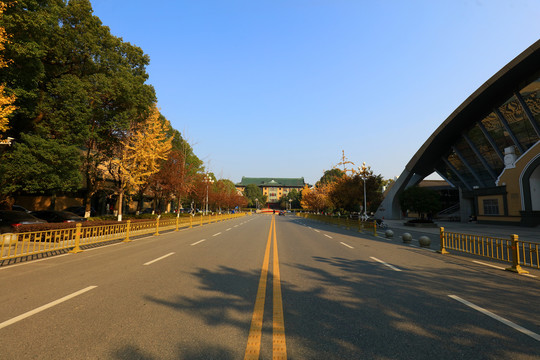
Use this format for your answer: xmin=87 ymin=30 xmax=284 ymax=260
xmin=203 ymin=174 xmax=214 ymax=215
xmin=288 ymin=199 xmax=292 ymax=211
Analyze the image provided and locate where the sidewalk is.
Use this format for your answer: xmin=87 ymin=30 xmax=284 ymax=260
xmin=384 ymin=218 xmax=539 ymax=243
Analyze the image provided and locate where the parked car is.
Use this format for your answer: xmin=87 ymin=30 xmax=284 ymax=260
xmin=0 ymin=211 xmax=47 ymax=234
xmin=12 ymin=205 xmax=31 ymax=213
xmin=31 ymin=210 xmax=87 ymax=223
xmin=63 ymin=206 xmax=96 ymax=217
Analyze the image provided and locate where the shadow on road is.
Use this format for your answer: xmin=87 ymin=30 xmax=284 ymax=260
xmin=129 ymin=253 xmax=539 ymax=359
xmin=113 ymin=344 xmax=235 ymax=360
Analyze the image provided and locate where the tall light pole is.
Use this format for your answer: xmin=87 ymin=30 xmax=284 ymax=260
xmin=203 ymin=174 xmax=214 ymax=215
xmin=360 ymin=162 xmax=368 ymax=220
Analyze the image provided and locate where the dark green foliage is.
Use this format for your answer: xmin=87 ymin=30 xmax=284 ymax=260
xmin=0 ymin=133 xmax=81 ymax=194
xmin=399 ymin=186 xmax=441 ymax=219
xmin=278 ymin=189 xmax=301 ymax=209
xmin=317 ymin=168 xmax=344 ymax=186
xmin=243 ymin=184 xmax=266 ymax=208
xmin=0 ymin=0 xmax=158 ymax=204
xmin=169 ymin=128 xmax=203 ymax=174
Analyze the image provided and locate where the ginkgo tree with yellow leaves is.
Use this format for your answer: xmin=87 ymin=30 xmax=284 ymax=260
xmin=112 ymin=105 xmax=173 ymax=221
xmin=0 ymin=1 xmax=16 ymax=138
xmin=300 ymin=183 xmax=334 ymax=213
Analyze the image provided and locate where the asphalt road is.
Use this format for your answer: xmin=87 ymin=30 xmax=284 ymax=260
xmin=0 ymin=214 xmax=538 ymax=359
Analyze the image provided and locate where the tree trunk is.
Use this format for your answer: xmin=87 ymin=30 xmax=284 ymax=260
xmin=49 ymin=193 xmax=57 ymax=211
xmin=117 ymin=190 xmax=123 ymax=221
xmin=84 ymin=190 xmax=93 ymax=218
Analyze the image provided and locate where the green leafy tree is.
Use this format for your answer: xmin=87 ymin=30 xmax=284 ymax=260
xmin=317 ymin=168 xmax=344 ymax=186
xmin=0 ymin=0 xmax=156 ymax=217
xmin=243 ymin=184 xmax=266 ymax=208
xmin=0 ymin=133 xmax=81 ymax=209
xmin=278 ymin=189 xmax=301 ymax=209
xmin=399 ymin=186 xmax=441 ymax=220
xmin=169 ymin=129 xmax=204 ymax=173
xmin=0 ymin=1 xmax=16 ymax=138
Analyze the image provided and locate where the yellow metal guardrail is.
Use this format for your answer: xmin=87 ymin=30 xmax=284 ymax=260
xmin=0 ymin=213 xmax=246 ymax=262
xmin=295 ymin=215 xmax=539 ymax=274
xmin=297 ymin=213 xmax=378 ymax=236
xmin=439 ymin=227 xmax=539 ymax=273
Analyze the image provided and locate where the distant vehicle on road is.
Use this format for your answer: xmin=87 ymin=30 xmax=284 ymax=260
xmin=31 ymin=210 xmax=87 ymax=223
xmin=0 ymin=211 xmax=47 ymax=233
xmin=279 ymin=210 xmax=285 ymax=216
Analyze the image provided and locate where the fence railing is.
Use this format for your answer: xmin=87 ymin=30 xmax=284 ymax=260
xmin=295 ymin=215 xmax=538 ymax=274
xmin=439 ymin=227 xmax=538 ymax=273
xmin=297 ymin=213 xmax=378 ymax=236
xmin=0 ymin=213 xmax=246 ymax=262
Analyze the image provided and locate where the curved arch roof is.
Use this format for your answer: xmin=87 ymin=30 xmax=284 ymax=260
xmin=406 ymin=40 xmax=540 ymax=182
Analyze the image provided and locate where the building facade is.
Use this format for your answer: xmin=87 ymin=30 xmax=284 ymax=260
xmin=236 ymin=177 xmax=305 ymax=206
xmin=377 ymin=40 xmax=540 ymax=226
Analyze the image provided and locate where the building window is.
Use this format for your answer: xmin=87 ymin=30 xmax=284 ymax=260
xmin=483 ymin=199 xmax=499 ymax=215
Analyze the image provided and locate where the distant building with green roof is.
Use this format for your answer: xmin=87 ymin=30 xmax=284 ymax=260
xmin=236 ymin=177 xmax=306 ymax=205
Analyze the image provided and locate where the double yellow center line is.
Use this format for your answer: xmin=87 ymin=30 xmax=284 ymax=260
xmin=244 ymin=216 xmax=287 ymax=360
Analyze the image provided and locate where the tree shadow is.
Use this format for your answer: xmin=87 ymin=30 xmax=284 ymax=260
xmin=131 ymin=254 xmax=540 ymax=359
xmin=112 ymin=344 xmax=235 ymax=360
xmin=145 ymin=266 xmax=260 ymax=329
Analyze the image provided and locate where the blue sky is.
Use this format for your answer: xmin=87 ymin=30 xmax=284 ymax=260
xmin=90 ymin=0 xmax=540 ymax=185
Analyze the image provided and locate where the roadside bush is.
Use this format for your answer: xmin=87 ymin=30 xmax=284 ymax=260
xmin=14 ymin=218 xmax=157 ymax=233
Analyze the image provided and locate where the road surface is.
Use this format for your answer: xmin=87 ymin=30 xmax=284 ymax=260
xmin=0 ymin=215 xmax=538 ymax=359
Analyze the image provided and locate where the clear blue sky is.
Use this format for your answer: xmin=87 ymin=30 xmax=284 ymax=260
xmin=90 ymin=0 xmax=540 ymax=185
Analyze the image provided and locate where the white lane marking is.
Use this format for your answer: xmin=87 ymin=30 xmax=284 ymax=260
xmin=313 ymin=229 xmax=320 ymax=233
xmin=143 ymin=252 xmax=175 ymax=266
xmin=190 ymin=239 xmax=206 ymax=246
xmin=370 ymin=256 xmax=402 ymax=272
xmin=448 ymin=295 xmax=540 ymax=341
xmin=340 ymin=242 xmax=354 ymax=249
xmin=0 ymin=286 xmax=97 ymax=330
xmin=212 ymin=232 xmax=222 ymax=237
xmin=226 ymin=228 xmax=232 ymax=231
xmin=234 ymin=225 xmax=239 ymax=228
xmin=472 ymin=260 xmax=505 ymax=270
xmin=471 ymin=260 xmax=537 ymax=277
xmin=324 ymin=234 xmax=333 ymax=239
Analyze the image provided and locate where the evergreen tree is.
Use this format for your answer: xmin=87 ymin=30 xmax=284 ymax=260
xmin=0 ymin=0 xmax=156 ymax=215
xmin=0 ymin=1 xmax=16 ymax=137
